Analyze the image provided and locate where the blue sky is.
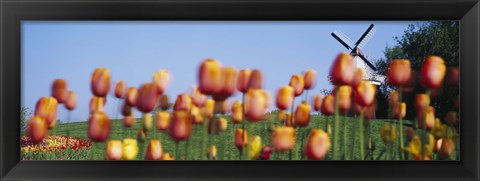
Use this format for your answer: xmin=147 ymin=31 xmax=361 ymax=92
xmin=21 ymin=21 xmax=425 ymax=123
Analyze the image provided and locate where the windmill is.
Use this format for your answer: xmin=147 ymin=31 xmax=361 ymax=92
xmin=331 ymin=24 xmax=385 ymax=85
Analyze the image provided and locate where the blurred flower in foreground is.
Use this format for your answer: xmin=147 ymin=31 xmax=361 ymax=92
xmin=235 ymin=129 xmax=248 ymax=150
xmin=143 ymin=113 xmax=153 ymax=131
xmin=245 ymin=89 xmax=268 ymax=121
xmin=247 ymin=69 xmax=263 ymax=90
xmin=294 ymin=101 xmax=311 ymax=127
xmin=198 ymin=59 xmax=222 ymax=95
xmin=27 ymin=116 xmax=48 ymax=143
xmin=215 ymin=100 xmax=230 ymax=114
xmin=289 ymin=74 xmax=304 ymax=97
xmin=380 ymin=124 xmax=397 ymax=143
xmin=259 ymin=146 xmax=272 ymax=160
xmin=303 ymin=69 xmax=317 ymax=90
xmin=51 ymin=79 xmax=68 ymax=104
xmin=145 ymin=139 xmax=163 ymax=160
xmin=203 ymin=99 xmax=215 ymax=119
xmin=231 ymin=100 xmax=243 ymax=124
xmin=334 ymin=86 xmax=352 ymax=113
xmin=305 ymin=129 xmax=331 ymax=160
xmin=126 ymin=87 xmax=138 ymax=107
xmin=114 ymin=81 xmax=126 ymax=99
xmin=122 ymin=138 xmax=139 ymax=160
xmin=276 ymin=86 xmax=295 ymax=110
xmin=159 ymin=95 xmax=170 ymax=111
xmin=313 ymin=94 xmax=323 ymax=112
xmin=415 ymin=94 xmax=431 ymax=112
xmin=191 ymin=86 xmax=207 ymax=107
xmin=354 ymin=81 xmax=376 ymax=107
xmin=88 ymin=111 xmax=111 ymax=142
xmin=136 ymin=83 xmax=159 ymax=113
xmin=351 ymin=68 xmax=364 ymax=88
xmin=248 ymin=136 xmax=262 ymax=160
xmin=106 ymin=140 xmax=123 ymax=160
xmin=329 ymin=53 xmax=355 ymax=85
xmin=271 ymin=126 xmax=296 ymax=151
xmin=190 ymin=105 xmax=204 ymax=125
xmin=64 ymin=91 xmax=77 ymax=111
xmin=137 ymin=128 xmax=147 ymax=142
xmin=153 ymin=69 xmax=170 ymax=95
xmin=417 ymin=106 xmax=435 ymax=130
xmin=156 ymin=111 xmax=171 ymax=131
xmin=91 ymin=68 xmax=111 ymax=97
xmin=35 ymin=97 xmax=58 ymax=129
xmin=121 ymin=102 xmax=132 ymax=117
xmin=89 ymin=96 xmax=105 ymax=113
xmin=387 ymin=59 xmax=412 ymax=86
xmin=213 ymin=67 xmax=237 ymax=101
xmin=161 ymin=153 xmax=175 ymax=160
xmin=207 ymin=145 xmax=218 ymax=160
xmin=173 ymin=94 xmax=192 ymax=111
xmin=169 ymin=110 xmax=192 ymax=141
xmin=320 ymin=95 xmax=335 ymax=116
xmin=420 ymin=56 xmax=446 ymax=89
xmin=237 ymin=69 xmax=252 ymax=93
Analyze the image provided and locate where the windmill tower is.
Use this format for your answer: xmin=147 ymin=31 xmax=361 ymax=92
xmin=331 ymin=24 xmax=385 ymax=85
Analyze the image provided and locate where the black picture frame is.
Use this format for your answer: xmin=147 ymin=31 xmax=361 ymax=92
xmin=1 ymin=0 xmax=479 ymax=180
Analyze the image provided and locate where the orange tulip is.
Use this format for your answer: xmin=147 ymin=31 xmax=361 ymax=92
xmin=247 ymin=69 xmax=263 ymax=89
xmin=159 ymin=94 xmax=170 ymax=110
xmin=305 ymin=129 xmax=331 ymax=160
xmin=153 ymin=69 xmax=170 ymax=95
xmin=106 ymin=140 xmax=123 ymax=160
xmin=215 ymin=100 xmax=230 ymax=114
xmin=114 ymin=81 xmax=126 ymax=99
xmin=393 ymin=102 xmax=406 ymax=119
xmin=198 ymin=59 xmax=222 ymax=95
xmin=446 ymin=67 xmax=459 ymax=87
xmin=271 ymin=126 xmax=296 ymax=151
xmin=237 ymin=69 xmax=252 ymax=93
xmin=121 ymin=102 xmax=132 ymax=116
xmin=123 ymin=114 xmax=135 ymax=127
xmin=388 ymin=91 xmax=399 ymax=106
xmin=190 ymin=86 xmax=207 ymax=107
xmin=64 ymin=91 xmax=77 ymax=111
xmin=136 ymin=83 xmax=159 ymax=113
xmin=354 ymin=81 xmax=376 ymax=107
xmin=145 ymin=139 xmax=163 ymax=160
xmin=278 ymin=110 xmax=287 ymax=122
xmin=173 ymin=93 xmax=192 ymax=111
xmin=320 ymin=95 xmax=335 ymax=116
xmin=294 ymin=101 xmax=311 ymax=127
xmin=303 ymin=69 xmax=317 ymax=90
xmin=89 ymin=96 xmax=105 ymax=113
xmin=190 ymin=105 xmax=204 ymax=124
xmin=161 ymin=153 xmax=175 ymax=160
xmin=235 ymin=129 xmax=248 ymax=150
xmin=445 ymin=111 xmax=457 ymax=126
xmin=334 ymin=86 xmax=352 ymax=113
xmin=276 ymin=85 xmax=294 ymax=110
xmin=351 ymin=68 xmax=364 ymax=88
xmin=439 ymin=139 xmax=455 ymax=160
xmin=213 ymin=67 xmax=237 ymax=101
xmin=313 ymin=94 xmax=323 ymax=111
xmin=420 ymin=56 xmax=446 ymax=89
xmin=329 ymin=53 xmax=355 ymax=85
xmin=169 ymin=110 xmax=192 ymax=141
xmin=34 ymin=97 xmax=58 ymax=129
xmin=203 ymin=99 xmax=215 ymax=119
xmin=88 ymin=111 xmax=111 ymax=142
xmin=231 ymin=100 xmax=243 ymax=124
xmin=27 ymin=116 xmax=48 ymax=143
xmin=245 ymin=89 xmax=267 ymax=121
xmin=91 ymin=68 xmax=111 ymax=97
xmin=387 ymin=59 xmax=412 ymax=86
xmin=289 ymin=74 xmax=304 ymax=97
xmin=126 ymin=87 xmax=138 ymax=107
xmin=156 ymin=111 xmax=170 ymax=131
xmin=51 ymin=79 xmax=68 ymax=104
xmin=415 ymin=94 xmax=431 ymax=111
xmin=417 ymin=106 xmax=435 ymax=130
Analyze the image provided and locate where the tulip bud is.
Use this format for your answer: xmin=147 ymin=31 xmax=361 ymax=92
xmin=417 ymin=106 xmax=435 ymax=130
xmin=122 ymin=138 xmax=139 ymax=160
xmin=190 ymin=86 xmax=207 ymax=107
xmin=231 ymin=100 xmax=243 ymax=124
xmin=114 ymin=81 xmax=126 ymax=99
xmin=354 ymin=81 xmax=376 ymax=107
xmin=380 ymin=124 xmax=397 ymax=143
xmin=203 ymin=99 xmax=215 ymax=119
xmin=153 ymin=69 xmax=170 ymax=95
xmin=106 ymin=140 xmax=123 ymax=160
xmin=445 ymin=111 xmax=457 ymax=126
xmin=156 ymin=111 xmax=171 ymax=131
xmin=305 ymin=129 xmax=331 ymax=160
xmin=276 ymin=86 xmax=294 ymax=110
xmin=51 ymin=79 xmax=68 ymax=104
xmin=89 ymin=96 xmax=105 ymax=113
xmin=439 ymin=139 xmax=455 ymax=160
xmin=446 ymin=67 xmax=459 ymax=87
xmin=271 ymin=126 xmax=296 ymax=151
xmin=161 ymin=153 xmax=175 ymax=160
xmin=123 ymin=115 xmax=135 ymax=128
xmin=334 ymin=86 xmax=352 ymax=113
xmin=247 ymin=69 xmax=263 ymax=89
xmin=415 ymin=94 xmax=430 ymax=111
xmin=145 ymin=139 xmax=163 ymax=160
xmin=329 ymin=53 xmax=355 ymax=85
xmin=235 ymin=129 xmax=248 ymax=150
xmin=137 ymin=128 xmax=147 ymax=142
xmin=289 ymin=74 xmax=304 ymax=97
xmin=245 ymin=89 xmax=267 ymax=121
xmin=388 ymin=91 xmax=399 ymax=106
xmin=198 ymin=59 xmax=222 ymax=95
xmin=136 ymin=83 xmax=159 ymax=113
xmin=351 ymin=68 xmax=364 ymax=88
xmin=35 ymin=97 xmax=58 ymax=129
xmin=189 ymin=105 xmax=204 ymax=124
xmin=303 ymin=69 xmax=317 ymax=90
xmin=387 ymin=59 xmax=412 ymax=86
xmin=88 ymin=111 xmax=111 ymax=142
xmin=320 ymin=95 xmax=335 ymax=116
xmin=169 ymin=110 xmax=192 ymax=141
xmin=393 ymin=102 xmax=406 ymax=119
xmin=143 ymin=113 xmax=153 ymax=131
xmin=313 ymin=94 xmax=323 ymax=112
xmin=64 ymin=91 xmax=77 ymax=111
xmin=248 ymin=136 xmax=262 ymax=160
xmin=121 ymin=102 xmax=132 ymax=117
xmin=406 ymin=127 xmax=416 ymax=141
xmin=420 ymin=56 xmax=446 ymax=89
xmin=259 ymin=146 xmax=272 ymax=160
xmin=27 ymin=116 xmax=48 ymax=143
xmin=207 ymin=145 xmax=218 ymax=160
xmin=159 ymin=94 xmax=170 ymax=110
xmin=213 ymin=67 xmax=237 ymax=101
xmin=237 ymin=69 xmax=252 ymax=93
xmin=294 ymin=101 xmax=311 ymax=127
xmin=91 ymin=68 xmax=111 ymax=97
xmin=173 ymin=93 xmax=192 ymax=111
xmin=126 ymin=87 xmax=138 ymax=107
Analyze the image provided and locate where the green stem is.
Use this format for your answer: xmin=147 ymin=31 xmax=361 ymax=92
xmin=241 ymin=93 xmax=247 ymax=160
xmin=288 ymin=97 xmax=296 ymax=160
xmin=397 ymin=87 xmax=405 ymax=160
xmin=175 ymin=141 xmax=179 ymax=160
xmin=333 ymin=91 xmax=340 ymax=160
xmin=351 ymin=115 xmax=356 ymax=160
xmin=343 ymin=114 xmax=347 ymax=160
xmin=359 ymin=110 xmax=365 ymax=160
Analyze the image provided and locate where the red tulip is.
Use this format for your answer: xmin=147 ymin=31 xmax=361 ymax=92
xmin=136 ymin=83 xmax=159 ymax=113
xmin=169 ymin=110 xmax=192 ymax=141
xmin=351 ymin=68 xmax=364 ymax=88
xmin=313 ymin=94 xmax=323 ymax=111
xmin=198 ymin=59 xmax=222 ymax=95
xmin=153 ymin=70 xmax=170 ymax=95
xmin=245 ymin=89 xmax=268 ymax=121
xmin=159 ymin=95 xmax=170 ymax=110
xmin=354 ymin=81 xmax=376 ymax=107
xmin=237 ymin=69 xmax=252 ymax=93
xmin=213 ymin=67 xmax=237 ymax=101
xmin=88 ymin=111 xmax=111 ymax=142
xmin=114 ymin=81 xmax=127 ymax=99
xmin=320 ymin=95 xmax=335 ymax=116
xmin=247 ymin=69 xmax=263 ymax=89
xmin=64 ymin=91 xmax=77 ymax=111
xmin=27 ymin=116 xmax=48 ymax=143
xmin=294 ymin=101 xmax=311 ymax=127
xmin=235 ymin=129 xmax=248 ymax=150
xmin=173 ymin=93 xmax=192 ymax=111
xmin=305 ymin=129 xmax=331 ymax=160
xmin=145 ymin=139 xmax=163 ymax=160
xmin=446 ymin=67 xmax=459 ymax=86
xmin=123 ymin=115 xmax=135 ymax=127
xmin=190 ymin=86 xmax=207 ymax=107
xmin=276 ymin=86 xmax=294 ymax=110
xmin=34 ymin=97 xmax=58 ymax=129
xmin=121 ymin=102 xmax=132 ymax=117
xmin=289 ymin=74 xmax=304 ymax=97
xmin=126 ymin=87 xmax=138 ymax=107
xmin=89 ymin=96 xmax=105 ymax=113
xmin=91 ymin=68 xmax=111 ymax=97
xmin=420 ymin=56 xmax=446 ymax=89
xmin=51 ymin=79 xmax=68 ymax=104
xmin=106 ymin=140 xmax=123 ymax=160
xmin=329 ymin=53 xmax=355 ymax=85
xmin=387 ymin=59 xmax=412 ymax=87
xmin=303 ymin=69 xmax=317 ymax=90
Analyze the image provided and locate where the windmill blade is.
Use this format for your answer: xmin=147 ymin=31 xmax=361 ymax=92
xmin=357 ymin=53 xmax=377 ymax=71
xmin=354 ymin=24 xmax=375 ymax=48
xmin=331 ymin=31 xmax=353 ymax=50
xmin=358 ymin=26 xmax=376 ymax=49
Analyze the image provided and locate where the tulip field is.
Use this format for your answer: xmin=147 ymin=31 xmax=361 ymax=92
xmin=22 ymin=53 xmax=459 ymax=161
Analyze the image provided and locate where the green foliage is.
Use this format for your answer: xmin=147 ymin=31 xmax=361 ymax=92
xmin=20 ymin=106 xmax=33 ymax=131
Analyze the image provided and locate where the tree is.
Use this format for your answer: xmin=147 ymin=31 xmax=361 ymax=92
xmin=20 ymin=106 xmax=33 ymax=130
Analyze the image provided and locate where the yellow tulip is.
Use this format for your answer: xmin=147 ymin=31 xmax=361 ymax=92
xmin=231 ymin=100 xmax=243 ymax=124
xmin=203 ymin=99 xmax=215 ymax=119
xmin=380 ymin=124 xmax=397 ymax=143
xmin=122 ymin=138 xmax=139 ymax=160
xmin=143 ymin=113 xmax=153 ymax=131
xmin=156 ymin=111 xmax=171 ymax=131
xmin=106 ymin=140 xmax=123 ymax=160
xmin=153 ymin=69 xmax=170 ymax=95
xmin=248 ymin=136 xmax=262 ymax=160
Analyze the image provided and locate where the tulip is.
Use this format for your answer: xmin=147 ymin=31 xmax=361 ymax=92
xmin=430 ymin=119 xmax=447 ymax=139
xmin=145 ymin=139 xmax=163 ymax=160
xmin=354 ymin=81 xmax=376 ymax=107
xmin=305 ymin=129 xmax=331 ymax=160
xmin=123 ymin=115 xmax=135 ymax=128
xmin=303 ymin=69 xmax=317 ymax=90
xmin=245 ymin=89 xmax=267 ymax=121
xmin=64 ymin=91 xmax=77 ymax=111
xmin=153 ymin=69 xmax=170 ymax=95
xmin=417 ymin=106 xmax=435 ymax=130
xmin=51 ymin=79 xmax=68 ymax=104
xmin=271 ymin=126 xmax=296 ymax=151
xmin=320 ymin=95 xmax=335 ymax=116
xmin=159 ymin=94 xmax=170 ymax=110
xmin=247 ymin=69 xmax=263 ymax=89
xmin=334 ymin=86 xmax=352 ymax=113
xmin=121 ymin=102 xmax=132 ymax=117
xmin=35 ymin=97 xmax=58 ymax=129
xmin=387 ymin=59 xmax=412 ymax=86
xmin=351 ymin=68 xmax=364 ymax=88
xmin=445 ymin=111 xmax=457 ymax=126
xmin=446 ymin=67 xmax=459 ymax=87
xmin=89 ymin=96 xmax=105 ymax=113
xmin=439 ymin=139 xmax=455 ymax=160
xmin=27 ymin=116 xmax=48 ymax=143
xmin=126 ymin=87 xmax=138 ymax=107
xmin=313 ymin=94 xmax=323 ymax=112
xmin=208 ymin=117 xmax=228 ymax=134
xmin=294 ymin=101 xmax=311 ymax=127
xmin=198 ymin=59 xmax=222 ymax=95
xmin=173 ymin=93 xmax=192 ymax=111
xmin=231 ymin=100 xmax=243 ymax=124
xmin=278 ymin=110 xmax=287 ymax=123
xmin=415 ymin=94 xmax=431 ymax=111
xmin=136 ymin=83 xmax=159 ymax=113
xmin=329 ymin=53 xmax=355 ymax=85
xmin=203 ymin=99 xmax=215 ymax=119
xmin=215 ymin=100 xmax=230 ymax=114
xmin=289 ymin=74 xmax=304 ymax=97
xmin=189 ymin=105 xmax=204 ymax=124
xmin=276 ymin=86 xmax=294 ymax=110
xmin=91 ymin=68 xmax=111 ymax=97
xmin=420 ymin=56 xmax=446 ymax=89
xmin=237 ymin=69 xmax=252 ymax=93
xmin=161 ymin=153 xmax=175 ymax=160
xmin=284 ymin=113 xmax=295 ymax=127
xmin=169 ymin=110 xmax=192 ymax=141
xmin=388 ymin=91 xmax=399 ymax=106
xmin=405 ymin=135 xmax=435 ymax=160
xmin=207 ymin=145 xmax=218 ymax=160
xmin=106 ymin=140 xmax=123 ymax=160
xmin=137 ymin=128 xmax=147 ymax=142
xmin=403 ymin=71 xmax=417 ymax=94
xmin=88 ymin=111 xmax=111 ymax=142
xmin=259 ymin=146 xmax=272 ymax=160
xmin=114 ymin=81 xmax=126 ymax=99
xmin=248 ymin=136 xmax=262 ymax=160
xmin=393 ymin=102 xmax=406 ymax=119
xmin=122 ymin=138 xmax=139 ymax=160
xmin=190 ymin=86 xmax=207 ymax=107
xmin=235 ymin=129 xmax=248 ymax=150
xmin=143 ymin=113 xmax=153 ymax=131
xmin=380 ymin=124 xmax=397 ymax=143
xmin=213 ymin=67 xmax=237 ymax=101
xmin=406 ymin=127 xmax=416 ymax=141
xmin=156 ymin=111 xmax=171 ymax=131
